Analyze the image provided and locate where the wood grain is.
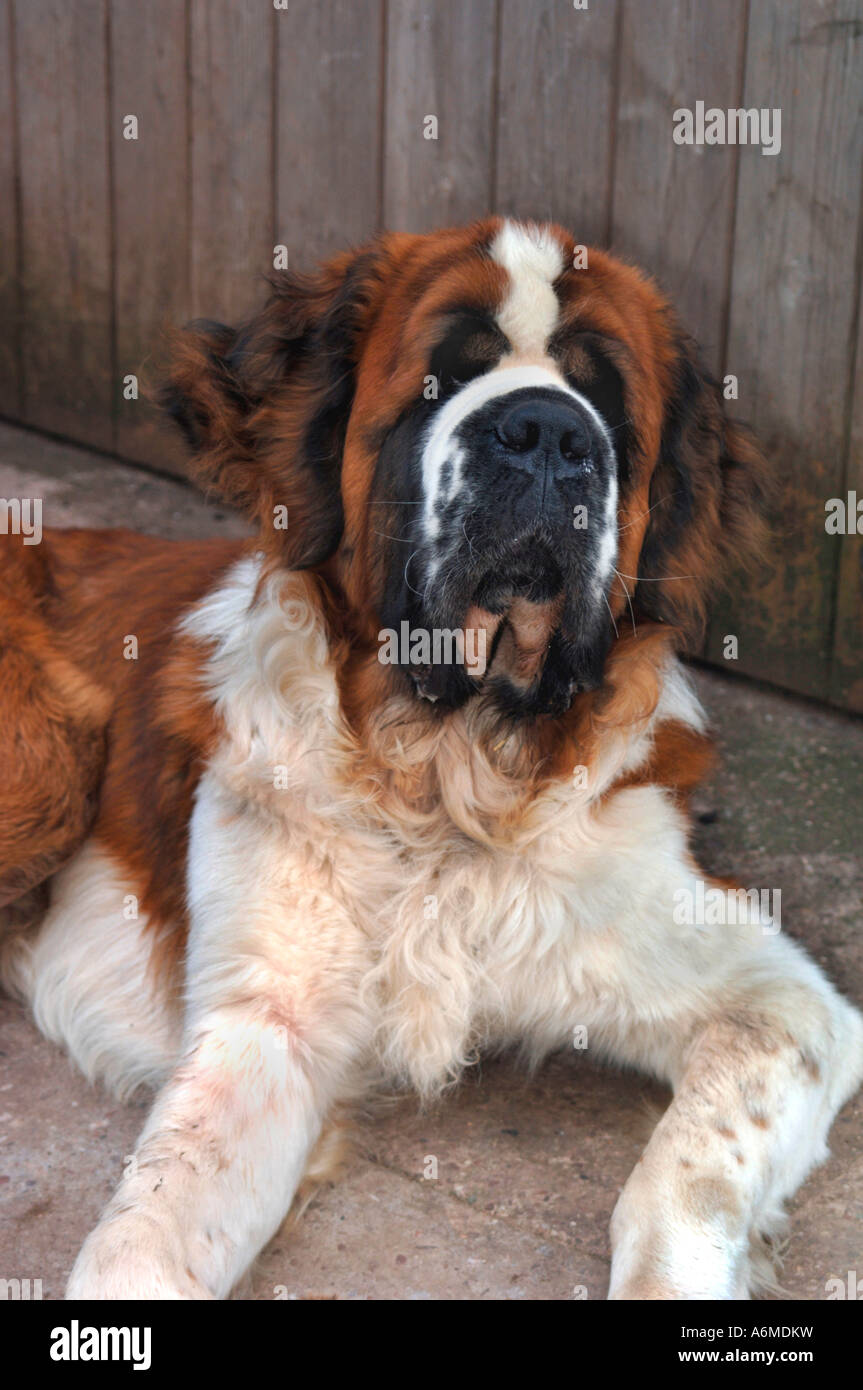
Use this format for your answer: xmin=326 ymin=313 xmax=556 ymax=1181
xmin=384 ymin=0 xmax=497 ymax=232
xmin=189 ymin=0 xmax=275 ymax=324
xmin=705 ymin=0 xmax=863 ymax=701
xmin=276 ymin=0 xmax=383 ymax=268
xmin=610 ymin=0 xmax=747 ymax=371
xmin=0 ymin=0 xmax=21 ymax=416
xmin=110 ymin=0 xmax=189 ymax=472
xmin=15 ymin=0 xmax=114 ymax=450
xmin=830 ymin=264 xmax=863 ymax=712
xmin=495 ymin=0 xmax=620 ymax=247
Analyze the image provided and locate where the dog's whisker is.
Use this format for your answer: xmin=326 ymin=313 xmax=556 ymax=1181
xmin=403 ymin=550 xmax=424 ymax=597
xmin=617 ymin=495 xmax=680 ymax=533
xmin=612 ymin=566 xmax=637 ymax=637
xmin=603 ymin=592 xmax=619 ymax=640
xmin=615 ymin=572 xmax=696 ymax=582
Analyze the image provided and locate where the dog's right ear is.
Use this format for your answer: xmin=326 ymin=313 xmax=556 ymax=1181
xmin=160 ymin=247 xmax=383 ymax=567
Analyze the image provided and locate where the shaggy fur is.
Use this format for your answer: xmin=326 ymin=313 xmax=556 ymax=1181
xmin=0 ymin=218 xmax=859 ymax=1301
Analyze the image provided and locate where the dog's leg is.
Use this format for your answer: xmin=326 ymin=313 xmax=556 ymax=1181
xmin=606 ymin=923 xmax=863 ymax=1300
xmin=67 ymin=777 xmax=371 ymax=1300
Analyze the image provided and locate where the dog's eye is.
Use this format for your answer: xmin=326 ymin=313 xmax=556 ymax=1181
xmin=551 ymin=330 xmax=624 ymax=386
xmin=550 ymin=330 xmax=632 ymax=479
xmin=429 ymin=317 xmax=508 ymax=396
xmin=559 ymin=341 xmax=597 ymax=384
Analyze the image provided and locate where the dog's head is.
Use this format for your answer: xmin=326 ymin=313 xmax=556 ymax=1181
xmin=163 ymin=218 xmax=768 ymax=719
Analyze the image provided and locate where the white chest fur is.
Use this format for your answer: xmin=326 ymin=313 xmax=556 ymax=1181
xmin=182 ymin=558 xmax=713 ymax=1097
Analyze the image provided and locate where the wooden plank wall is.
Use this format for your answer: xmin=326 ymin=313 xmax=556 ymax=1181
xmin=1 ymin=0 xmax=861 ymax=711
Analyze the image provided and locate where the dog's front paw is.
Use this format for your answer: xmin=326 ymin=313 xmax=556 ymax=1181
xmin=67 ymin=1212 xmax=215 ymax=1300
xmin=607 ymin=1177 xmax=748 ymax=1301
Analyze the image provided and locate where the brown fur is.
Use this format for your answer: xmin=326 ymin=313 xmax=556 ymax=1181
xmin=0 ymin=528 xmax=243 ymax=973
xmin=0 ymin=545 xmax=111 ymax=906
xmin=0 ymin=219 xmax=771 ymax=977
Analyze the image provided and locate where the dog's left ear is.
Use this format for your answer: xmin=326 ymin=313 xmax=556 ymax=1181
xmin=160 ymin=246 xmax=383 ymax=567
xmin=636 ymin=334 xmax=772 ymax=645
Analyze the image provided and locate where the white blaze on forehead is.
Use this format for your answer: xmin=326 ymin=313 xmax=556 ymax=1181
xmin=490 ymin=221 xmax=565 ymax=359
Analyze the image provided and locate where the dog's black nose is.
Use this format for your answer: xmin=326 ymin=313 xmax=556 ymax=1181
xmin=495 ymin=396 xmax=592 ymax=467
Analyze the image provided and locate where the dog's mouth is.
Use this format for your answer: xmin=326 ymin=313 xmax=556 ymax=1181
xmin=410 ymin=539 xmax=568 ymax=702
xmin=461 ymin=592 xmax=563 ymax=687
xmin=466 ymin=542 xmax=564 ymax=681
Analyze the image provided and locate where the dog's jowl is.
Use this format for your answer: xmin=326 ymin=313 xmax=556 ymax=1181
xmin=1 ymin=219 xmax=861 ymax=1300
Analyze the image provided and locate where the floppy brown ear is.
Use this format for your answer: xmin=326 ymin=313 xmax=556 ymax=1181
xmin=636 ymin=336 xmax=772 ymax=646
xmin=160 ymin=247 xmax=382 ymax=567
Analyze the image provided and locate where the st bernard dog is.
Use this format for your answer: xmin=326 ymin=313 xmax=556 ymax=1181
xmin=1 ymin=218 xmax=861 ymax=1301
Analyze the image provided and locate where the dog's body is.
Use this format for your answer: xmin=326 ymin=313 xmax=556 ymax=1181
xmin=2 ymin=219 xmax=861 ymax=1299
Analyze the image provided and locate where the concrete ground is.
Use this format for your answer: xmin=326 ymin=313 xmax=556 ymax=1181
xmin=0 ymin=419 xmax=861 ymax=1300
